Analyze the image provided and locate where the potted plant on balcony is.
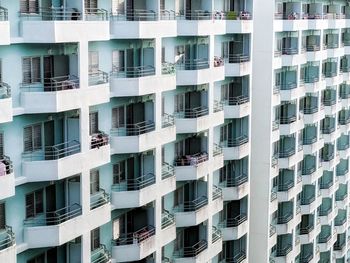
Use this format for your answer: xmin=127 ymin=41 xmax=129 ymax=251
xmin=226 ymin=11 xmax=237 ymax=20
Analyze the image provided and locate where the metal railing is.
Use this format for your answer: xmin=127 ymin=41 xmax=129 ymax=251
xmin=162 ymin=62 xmax=176 ymax=75
xmin=0 ymin=7 xmax=8 ymax=21
xmin=303 ymin=136 xmax=317 ymax=145
xmin=173 ymin=240 xmax=208 ymax=258
xmin=339 ymin=116 xmax=350 ymax=125
xmin=279 ymin=115 xmax=297 ymax=124
xmin=174 ymin=152 xmax=208 ymax=167
xmin=299 ymin=224 xmax=314 ymax=235
xmin=222 ymin=173 xmax=248 ymax=187
xmin=334 ymin=216 xmax=347 ymax=226
xmin=282 ymin=47 xmax=298 ymax=55
xmin=213 ymin=144 xmax=223 ymax=157
xmin=226 ymin=54 xmax=250 ymax=63
xmin=0 ymin=156 xmax=13 ymax=177
xmin=276 ymin=244 xmax=292 ymax=256
xmin=278 ymin=180 xmax=294 ymax=191
xmin=178 ymin=10 xmax=213 ymax=20
xmin=278 ymin=147 xmax=296 ymax=158
xmin=90 ymin=132 xmax=109 ymax=149
xmin=321 ymin=151 xmax=334 ymax=162
xmin=20 ymin=75 xmax=80 ymax=92
xmin=111 ymin=9 xmax=158 ymax=21
xmin=176 ymin=58 xmax=209 ymax=70
xmin=334 ymin=241 xmax=346 ymax=250
xmin=0 ymin=82 xmax=11 ymax=99
xmin=224 ymin=135 xmax=249 ymax=147
xmin=318 ymin=232 xmax=331 ymax=243
xmin=305 ymin=45 xmax=321 ymax=52
xmin=335 ymin=191 xmax=347 ymax=201
xmin=318 ymin=206 xmax=332 ymax=216
xmin=162 ymin=162 xmax=175 ymax=180
xmin=337 ymin=167 xmax=349 ymax=176
xmin=212 ymin=226 xmax=222 ymax=243
xmin=111 ymin=173 xmax=155 ymax=192
xmin=112 ymin=225 xmax=155 ymax=246
xmin=111 ymin=121 xmax=155 ymax=136
xmin=323 ymin=42 xmax=339 ymax=49
xmin=162 ymin=113 xmax=175 ymax=128
xmin=223 ymin=95 xmax=249 ymax=106
xmin=303 ymin=106 xmax=318 ymax=114
xmin=214 ymin=100 xmax=224 ymax=112
xmin=302 ymin=76 xmax=319 ymax=84
xmin=0 ymin=226 xmax=15 ymax=251
xmin=22 ymin=140 xmax=81 ymax=161
xmin=161 ymin=210 xmax=175 ymax=229
xmin=301 ymin=195 xmax=316 ymax=205
xmin=160 ymin=10 xmax=176 ymax=20
xmin=280 ymin=82 xmax=297 ymax=90
xmin=111 ymin=65 xmax=155 ymax=78
xmin=300 ymin=252 xmax=313 ymax=263
xmin=89 ymin=70 xmax=108 ymax=86
xmin=302 ymin=166 xmax=316 ymax=175
xmin=212 ymin=185 xmax=223 ymax=201
xmin=320 ymin=180 xmax=334 ymax=189
xmin=323 ymin=98 xmax=336 ymax=106
xmin=90 ymin=189 xmax=110 ymax=210
xmin=24 ymin=203 xmax=82 ymax=226
xmin=176 ymin=196 xmax=208 ymax=212
xmin=19 ymin=7 xmax=82 ymax=21
xmin=277 ymin=213 xmax=293 ymax=224
xmin=270 ymin=224 xmax=276 ymax=237
xmin=321 ymin=126 xmax=335 ymax=134
xmin=323 ymin=71 xmax=337 ymax=78
xmin=91 ymin=244 xmax=111 ymax=263
xmin=225 ymin=251 xmax=247 ymax=263
xmin=221 ymin=214 xmax=248 ymax=228
xmin=85 ymin=8 xmax=108 ymax=21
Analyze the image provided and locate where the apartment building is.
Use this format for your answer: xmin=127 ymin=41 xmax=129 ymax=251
xmin=251 ymin=0 xmax=350 ymax=263
xmin=0 ymin=0 xmax=252 ymax=262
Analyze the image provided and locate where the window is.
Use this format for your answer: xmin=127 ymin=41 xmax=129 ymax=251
xmin=25 ymin=189 xmax=44 ymax=219
xmin=90 ymin=170 xmax=99 ymax=194
xmin=20 ymin=0 xmax=39 ymax=14
xmin=23 ymin=124 xmax=42 ymax=152
xmin=89 ymin=112 xmax=99 ymax=135
xmin=113 ymin=162 xmax=125 ymax=184
xmin=174 ymin=93 xmax=185 ymax=113
xmin=175 ymin=141 xmax=185 ymax=157
xmin=85 ymin=0 xmax=98 ymax=9
xmin=220 ymin=125 xmax=228 ymax=142
xmin=221 ymin=42 xmax=229 ymax=59
xmin=112 ymin=106 xmax=125 ymax=129
xmin=0 ymin=203 xmax=5 ymax=229
xmin=90 ymin=228 xmax=100 ymax=251
xmin=22 ymin=57 xmax=41 ymax=84
xmin=112 ymin=50 xmax=125 ymax=72
xmin=88 ymin=51 xmax=99 ymax=74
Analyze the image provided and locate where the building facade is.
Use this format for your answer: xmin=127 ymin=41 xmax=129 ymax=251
xmin=0 ymin=0 xmax=252 ymax=262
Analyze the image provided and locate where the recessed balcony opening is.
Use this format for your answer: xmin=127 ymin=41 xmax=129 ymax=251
xmin=299 ymin=243 xmax=314 ymax=262
xmin=279 ymin=101 xmax=297 ymax=125
xmin=275 ymin=1 xmax=301 ymax=20
xmin=337 ymin=134 xmax=350 ymax=151
xmin=0 ymin=203 xmax=15 ymax=253
xmin=303 ymin=124 xmax=318 ymax=145
xmin=221 ymin=76 xmax=250 ymax=106
xmin=111 ymin=0 xmax=160 ymax=21
xmin=339 ymin=83 xmax=350 ymax=99
xmin=334 ymin=209 xmax=347 ymax=227
xmin=110 ymin=39 xmax=156 ymax=79
xmin=318 ymin=197 xmax=332 ymax=217
xmin=338 ymin=109 xmax=350 ymax=125
xmin=340 ymin=55 xmax=350 ymax=74
xmin=318 ymin=225 xmax=332 ymax=244
xmin=320 ymin=143 xmax=335 ymax=162
xmin=89 ymin=169 xmax=109 ymax=211
xmin=277 ymin=200 xmax=294 ymax=224
xmin=111 ymin=98 xmax=155 ymax=137
xmin=22 ymin=110 xmax=81 ymax=162
xmin=275 ymin=234 xmax=293 ymax=257
xmin=322 ymin=87 xmax=337 ymax=107
xmin=173 ymin=223 xmax=208 ymax=258
xmin=323 ymin=30 xmax=339 ymax=49
xmin=84 ymin=0 xmax=108 ymax=21
xmin=302 ymin=31 xmax=321 ymax=52
xmin=334 ymin=233 xmax=346 ymax=251
xmin=336 ymin=159 xmax=349 ymax=178
xmin=219 ymin=157 xmax=249 ymax=188
xmin=300 ymin=62 xmax=320 ymax=84
xmin=220 ymin=197 xmax=248 ymax=228
xmin=220 ymin=117 xmax=249 ymax=148
xmin=221 ymin=234 xmax=247 ymax=261
xmin=174 ymin=86 xmax=208 ymax=119
xmin=87 ymin=50 xmax=109 ymax=86
xmin=220 ymin=34 xmax=250 ymax=63
xmin=24 ymin=175 xmax=82 ymax=228
xmin=301 ymin=94 xmax=319 ymax=115
xmin=174 ymin=134 xmax=208 ymax=167
xmin=278 ymin=169 xmax=294 ymax=192
xmin=298 ymin=214 xmax=315 ymax=236
xmin=180 ymin=0 xmax=212 ymax=20
xmin=300 ymin=185 xmax=316 ymax=206
xmin=88 ymin=110 xmax=109 ymax=150
xmin=214 ymin=0 xmax=252 ymax=20
xmin=275 ymin=31 xmax=299 ymax=56
xmin=323 ymin=4 xmax=345 ymax=19
xmin=321 ymin=116 xmax=336 ymax=134
xmin=322 ymin=58 xmax=338 ymax=78
xmin=275 ymin=66 xmax=297 ymax=91
xmin=341 ymin=29 xmax=350 ymax=47
xmin=335 ymin=184 xmax=348 ymax=202
xmin=302 ymin=154 xmax=316 ymax=176
xmin=279 ymin=135 xmax=296 ymax=158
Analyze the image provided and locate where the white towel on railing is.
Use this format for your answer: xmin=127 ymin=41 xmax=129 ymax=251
xmin=0 ymin=162 xmax=6 ymax=176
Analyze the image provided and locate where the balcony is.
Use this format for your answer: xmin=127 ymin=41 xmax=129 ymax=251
xmin=23 ymin=203 xmax=83 ymax=248
xmin=279 ymin=115 xmax=301 ymax=135
xmin=0 ymin=226 xmax=16 ymax=262
xmin=278 ymin=146 xmax=299 ymax=168
xmin=216 ymin=11 xmax=253 ymax=34
xmin=111 ymin=226 xmax=156 ymax=262
xmin=110 ymin=121 xmax=158 ymax=154
xmin=318 ymin=231 xmax=333 ymax=252
xmin=220 ymin=214 xmax=248 ymax=241
xmin=111 ymin=174 xmax=156 ymax=209
xmin=318 ymin=205 xmax=335 ymax=225
xmin=0 ymin=156 xmax=14 ymax=200
xmin=173 ymin=240 xmax=208 ymax=263
xmin=176 ymin=59 xmax=224 ymax=85
xmin=222 ymin=95 xmax=250 ymax=118
xmin=210 ymin=227 xmax=223 ymax=259
xmin=110 ymin=65 xmax=176 ymax=96
xmin=110 ymin=10 xmax=177 ymax=38
xmin=160 ymin=162 xmax=176 ymax=196
xmin=277 ymin=179 xmax=302 ymax=202
xmin=274 ymin=243 xmax=293 ymax=259
xmin=220 ymin=174 xmax=249 ymax=201
xmin=303 ymin=136 xmax=323 ymax=155
xmin=91 ymin=245 xmax=111 ymax=263
xmin=88 ymin=132 xmax=110 ymax=168
xmin=175 ymin=106 xmax=224 ymax=133
xmin=222 ymin=136 xmax=250 ymax=160
xmin=174 ymin=152 xmax=209 ymax=181
xmin=160 ymin=210 xmax=176 ymax=246
xmin=90 ymin=189 xmax=110 ymax=211
xmin=0 ymin=82 xmax=12 ymax=123
xmin=22 ymin=140 xmax=82 ymax=182
xmin=333 ymin=240 xmax=347 ymax=258
xmin=300 ymin=195 xmax=317 ymax=214
xmin=174 ymin=196 xmax=209 ymax=227
xmin=225 ymin=54 xmax=251 ymax=77
xmin=20 ymin=7 xmax=109 ymax=42
xmin=303 ymin=106 xmax=324 ymax=124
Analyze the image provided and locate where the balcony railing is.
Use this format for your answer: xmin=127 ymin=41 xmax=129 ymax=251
xmin=221 ymin=213 xmax=248 ymax=228
xmin=321 ymin=126 xmax=335 ymax=134
xmin=174 ymin=152 xmax=208 ymax=166
xmin=303 ymin=136 xmax=317 ymax=145
xmin=112 ymin=225 xmax=155 ymax=246
xmin=84 ymin=8 xmax=109 ymax=21
xmin=213 ymin=144 xmax=223 ymax=157
xmin=111 ymin=9 xmax=158 ymax=21
xmin=224 ymin=135 xmax=249 ymax=147
xmin=302 ymin=166 xmax=316 ymax=175
xmin=0 ymin=156 xmax=13 ymax=177
xmin=162 ymin=62 xmax=176 ymax=75
xmin=161 ymin=210 xmax=175 ymax=229
xmin=226 ymin=54 xmax=250 ymax=63
xmin=300 ymin=252 xmax=313 ymax=263
xmin=318 ymin=206 xmax=332 ymax=216
xmin=23 ymin=203 xmax=82 ymax=226
xmin=214 ymin=100 xmax=224 ymax=112
xmin=225 ymin=251 xmax=247 ymax=263
xmin=276 ymin=244 xmax=293 ymax=256
xmin=320 ymin=180 xmax=334 ymax=189
xmin=321 ymin=152 xmax=334 ymax=162
xmin=334 ymin=216 xmax=347 ymax=226
xmin=162 ymin=162 xmax=175 ymax=180
xmin=111 ymin=173 xmax=155 ymax=192
xmin=318 ymin=232 xmax=331 ymax=243
xmin=0 ymin=7 xmax=8 ymax=21
xmin=279 ymin=147 xmax=296 ymax=158
xmin=88 ymin=70 xmax=109 ymax=86
xmin=280 ymin=82 xmax=297 ymax=90
xmin=305 ymin=45 xmax=321 ymax=52
xmin=277 ymin=213 xmax=293 ymax=224
xmin=111 ymin=121 xmax=155 ymax=136
xmin=335 ymin=192 xmax=347 ymax=201
xmin=19 ymin=7 xmax=82 ymax=20
xmin=282 ymin=47 xmax=298 ymax=55
xmin=176 ymin=196 xmax=208 ymax=212
xmin=299 ymin=224 xmax=314 ymax=235
xmin=176 ymin=59 xmax=209 ymax=70
xmin=223 ymin=173 xmax=248 ymax=187
xmin=0 ymin=82 xmax=11 ymax=99
xmin=90 ymin=132 xmax=109 ymax=149
xmin=0 ymin=226 xmax=15 ymax=251
xmin=212 ymin=185 xmax=223 ymax=201
xmin=212 ymin=226 xmax=222 ymax=243
xmin=339 ymin=116 xmax=350 ymax=125
xmin=162 ymin=113 xmax=175 ymax=128
xmin=22 ymin=140 xmax=81 ymax=161
xmin=278 ymin=180 xmax=294 ymax=191
xmin=174 ymin=240 xmax=208 ymax=258
xmin=111 ymin=65 xmax=155 ymax=78
xmin=323 ymin=71 xmax=337 ymax=78
xmin=280 ymin=115 xmax=296 ymax=124
xmin=21 ymin=75 xmax=80 ymax=92
xmin=270 ymin=224 xmax=276 ymax=237
xmin=223 ymin=95 xmax=250 ymax=105
xmin=301 ymin=195 xmax=316 ymax=205
xmin=90 ymin=189 xmax=110 ymax=210
xmin=334 ymin=241 xmax=346 ymax=251
xmin=175 ymin=106 xmax=209 ymax=118
xmin=303 ymin=106 xmax=318 ymax=114
xmin=323 ymin=98 xmax=336 ymax=106
xmin=91 ymin=245 xmax=111 ymax=263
